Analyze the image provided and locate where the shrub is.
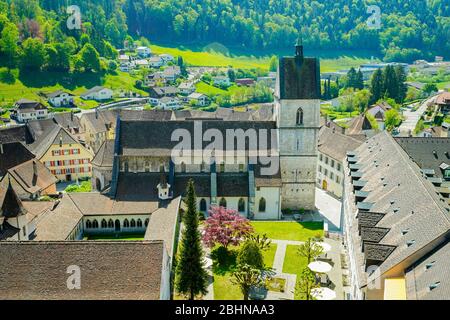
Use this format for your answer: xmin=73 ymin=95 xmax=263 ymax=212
xmin=237 ymin=241 xmax=264 ymax=269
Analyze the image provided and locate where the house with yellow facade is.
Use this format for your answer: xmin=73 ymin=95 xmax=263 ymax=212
xmin=27 ymin=119 xmax=93 ymax=182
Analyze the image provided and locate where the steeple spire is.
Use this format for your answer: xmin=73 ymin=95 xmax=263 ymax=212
xmin=295 ymin=35 xmax=303 ymax=59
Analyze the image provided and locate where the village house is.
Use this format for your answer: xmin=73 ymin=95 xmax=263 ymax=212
xmin=0 ymin=141 xmax=35 ymax=179
xmin=212 ymin=75 xmax=231 ymax=87
xmin=159 ymin=53 xmax=174 ymax=63
xmin=81 ymin=86 xmax=113 ymax=101
xmin=26 ymin=119 xmax=93 ymax=182
xmin=149 ymin=56 xmax=164 ymax=68
xmin=13 ymin=99 xmax=48 ymax=123
xmin=118 ymin=54 xmax=130 ymax=64
xmin=178 ymin=82 xmax=196 ymax=95
xmin=1 ymin=159 xmax=57 ymax=200
xmin=158 ymin=97 xmax=182 ymax=109
xmin=45 ymin=90 xmax=75 ymax=108
xmin=80 ymin=109 xmax=116 ymax=153
xmin=236 ymin=78 xmax=256 ymax=86
xmin=137 ymin=46 xmax=151 ymax=58
xmin=436 ymin=92 xmax=450 ymax=114
xmin=187 ymin=92 xmax=210 ymax=106
xmin=366 ymin=101 xmax=393 ymax=130
xmin=162 ymin=66 xmax=181 ymax=82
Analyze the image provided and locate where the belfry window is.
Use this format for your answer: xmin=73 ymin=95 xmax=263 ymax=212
xmin=259 ymin=198 xmax=266 ymax=212
xmin=296 ymin=108 xmax=304 ymax=125
xmin=219 ymin=198 xmax=227 ymax=208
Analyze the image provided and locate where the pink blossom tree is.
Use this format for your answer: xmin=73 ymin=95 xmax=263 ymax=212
xmin=202 ymin=206 xmax=254 ymax=249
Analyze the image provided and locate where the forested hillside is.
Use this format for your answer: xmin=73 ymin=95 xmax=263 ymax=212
xmin=1 ymin=0 xmax=449 ymax=63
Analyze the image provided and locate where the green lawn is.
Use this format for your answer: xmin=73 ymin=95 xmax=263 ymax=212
xmin=195 ymin=81 xmax=241 ymax=97
xmin=321 ymin=104 xmax=360 ymax=120
xmin=251 ymin=221 xmax=324 ymax=241
xmin=212 ymin=243 xmax=277 ymax=300
xmin=0 ymin=68 xmax=146 ymax=108
xmin=84 ymin=233 xmax=145 ymax=241
xmin=282 ymin=245 xmax=309 ymax=300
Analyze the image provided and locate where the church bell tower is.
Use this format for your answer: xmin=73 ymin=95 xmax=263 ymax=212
xmin=275 ymin=38 xmax=321 ymax=210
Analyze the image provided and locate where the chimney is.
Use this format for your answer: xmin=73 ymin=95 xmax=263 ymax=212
xmin=59 ymin=136 xmax=63 ymax=147
xmin=32 ymin=160 xmax=38 ymax=186
xmin=71 ymin=111 xmax=74 ymax=121
xmin=95 ymin=108 xmax=99 ymax=119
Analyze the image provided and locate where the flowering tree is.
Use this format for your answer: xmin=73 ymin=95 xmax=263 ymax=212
xmin=202 ymin=206 xmax=254 ymax=249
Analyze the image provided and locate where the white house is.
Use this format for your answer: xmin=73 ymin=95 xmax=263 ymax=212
xmin=149 ymin=56 xmax=164 ymax=68
xmin=13 ymin=99 xmax=49 ymax=123
xmin=81 ymin=86 xmax=113 ymax=101
xmin=158 ymin=97 xmax=181 ymax=110
xmin=187 ymin=92 xmax=209 ymax=106
xmin=118 ymin=54 xmax=130 ymax=64
xmin=212 ymin=75 xmax=231 ymax=87
xmin=159 ymin=54 xmax=174 ymax=63
xmin=162 ymin=66 xmax=181 ymax=82
xmin=45 ymin=90 xmax=74 ymax=107
xmin=134 ymin=59 xmax=150 ymax=69
xmin=178 ymin=82 xmax=196 ymax=95
xmin=137 ymin=46 xmax=151 ymax=58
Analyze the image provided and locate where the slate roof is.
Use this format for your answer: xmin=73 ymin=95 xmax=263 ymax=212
xmin=14 ymin=99 xmax=47 ymax=111
xmin=0 ymin=220 xmax=20 ymax=240
xmin=0 ymin=125 xmax=32 ymax=144
xmin=0 ymin=142 xmax=35 ymax=177
xmin=0 ymin=241 xmax=165 ymax=299
xmin=217 ymin=173 xmax=249 ymax=196
xmin=45 ymin=90 xmax=74 ymax=98
xmin=394 ymin=137 xmax=450 ymax=179
xmin=80 ymin=110 xmax=116 ymax=134
xmin=81 ymin=86 xmax=109 ymax=96
xmin=91 ymin=139 xmax=114 ymax=168
xmin=346 ymin=114 xmax=374 ymax=137
xmin=119 ymin=120 xmax=278 ymax=157
xmin=405 ymin=240 xmax=450 ymax=300
xmin=277 ymin=45 xmax=320 ymax=99
xmin=53 ymin=112 xmax=83 ymax=133
xmin=6 ymin=159 xmax=57 ymax=196
xmin=346 ymin=132 xmax=450 ymax=289
xmin=318 ymin=126 xmax=364 ymax=162
xmin=0 ymin=179 xmax=26 ymax=218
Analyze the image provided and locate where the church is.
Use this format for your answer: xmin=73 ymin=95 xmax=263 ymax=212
xmin=94 ymin=42 xmax=321 ymax=220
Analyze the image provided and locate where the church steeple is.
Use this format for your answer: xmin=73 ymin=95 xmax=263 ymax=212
xmin=295 ymin=35 xmax=303 ymax=60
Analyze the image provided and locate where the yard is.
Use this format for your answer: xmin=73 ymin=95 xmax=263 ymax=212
xmin=251 ymin=221 xmax=324 ymax=242
xmin=213 ymin=243 xmax=278 ymax=300
xmin=282 ymin=245 xmax=309 ymax=300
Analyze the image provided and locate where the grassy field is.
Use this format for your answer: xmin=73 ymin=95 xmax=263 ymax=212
xmin=251 ymin=221 xmax=324 ymax=241
xmin=321 ymin=104 xmax=360 ymax=120
xmin=195 ymin=81 xmax=242 ymax=97
xmin=150 ymin=43 xmax=375 ymax=73
xmin=84 ymin=233 xmax=145 ymax=240
xmin=282 ymin=245 xmax=309 ymax=300
xmin=212 ymin=243 xmax=277 ymax=300
xmin=0 ymin=68 xmax=146 ymax=107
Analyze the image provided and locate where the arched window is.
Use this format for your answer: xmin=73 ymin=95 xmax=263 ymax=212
xmin=181 ymin=162 xmax=186 ymax=173
xmin=86 ymin=220 xmax=92 ymax=228
xmin=219 ymin=198 xmax=227 ymax=208
xmin=130 ymin=219 xmax=136 ymax=227
xmin=101 ymin=219 xmax=107 ymax=228
xmin=159 ymin=163 xmax=164 ymax=172
xmin=92 ymin=220 xmax=99 ymax=229
xmin=145 ymin=218 xmax=149 ymax=227
xmin=108 ymin=219 xmax=114 ymax=228
xmin=123 ymin=219 xmax=130 ymax=228
xmin=296 ymin=108 xmax=304 ymax=125
xmin=238 ymin=198 xmax=245 ymax=212
xmin=137 ymin=219 xmax=143 ymax=227
xmin=259 ymin=198 xmax=266 ymax=212
xmin=200 ymin=198 xmax=207 ymax=211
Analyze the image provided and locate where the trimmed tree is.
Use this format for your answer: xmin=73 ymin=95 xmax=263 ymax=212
xmin=297 ymin=238 xmax=324 ymax=264
xmin=231 ymin=264 xmax=265 ymax=300
xmin=237 ymin=240 xmax=264 ymax=269
xmin=297 ymin=267 xmax=319 ymax=300
xmin=202 ymin=206 xmax=254 ymax=249
xmin=175 ymin=179 xmax=208 ymax=300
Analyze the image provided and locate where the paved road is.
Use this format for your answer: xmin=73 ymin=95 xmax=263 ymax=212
xmin=398 ymin=95 xmax=437 ymax=136
xmin=315 ymin=188 xmax=342 ymax=232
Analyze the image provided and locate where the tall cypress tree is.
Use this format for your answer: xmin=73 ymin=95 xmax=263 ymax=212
xmin=356 ymin=69 xmax=364 ymax=90
xmin=369 ymin=68 xmax=384 ymax=104
xmin=346 ymin=67 xmax=357 ymax=88
xmin=175 ymin=179 xmax=208 ymax=300
xmin=395 ymin=66 xmax=407 ymax=103
xmin=383 ymin=65 xmax=398 ymax=100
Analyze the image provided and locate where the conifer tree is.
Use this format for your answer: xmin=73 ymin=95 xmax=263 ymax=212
xmin=175 ymin=179 xmax=208 ymax=300
xmin=369 ymin=68 xmax=384 ymax=104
